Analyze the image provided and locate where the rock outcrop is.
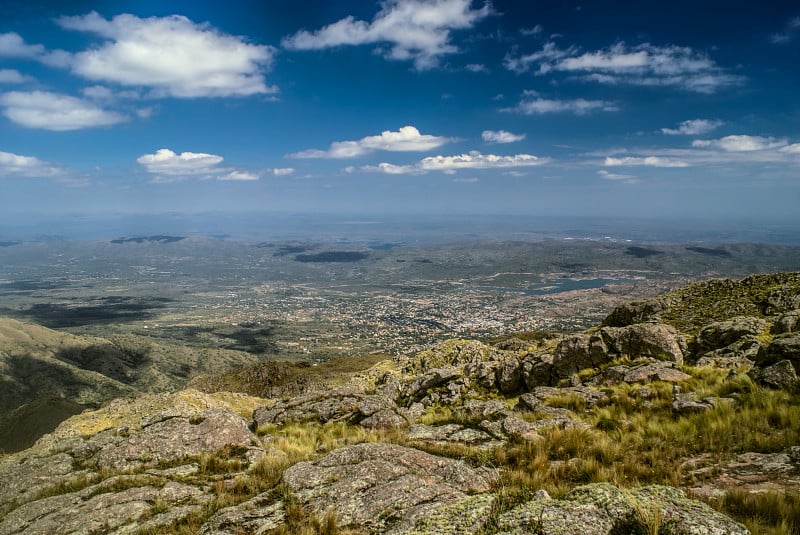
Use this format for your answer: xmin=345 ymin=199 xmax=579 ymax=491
xmin=281 ymin=442 xmax=498 ymax=534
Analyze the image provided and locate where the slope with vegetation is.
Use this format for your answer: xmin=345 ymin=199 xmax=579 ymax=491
xmin=1 ymin=272 xmax=799 ymax=534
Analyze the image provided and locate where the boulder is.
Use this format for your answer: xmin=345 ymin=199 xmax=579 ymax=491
xmin=551 ymin=334 xmax=610 ymax=378
xmin=405 ymin=494 xmax=496 ymax=535
xmin=404 ymin=367 xmax=462 ymax=402
xmin=252 ymin=387 xmax=406 ymax=430
xmin=199 ymin=495 xmax=285 ymax=535
xmin=599 ymin=361 xmax=690 ymax=385
xmin=695 ymin=317 xmax=767 ymax=352
xmin=758 ymin=334 xmax=800 ymax=368
xmin=521 ymin=352 xmax=554 ymax=389
xmin=406 ymin=423 xmax=503 ymax=449
xmin=0 ymin=479 xmax=207 ymax=535
xmin=772 ymin=310 xmax=800 ymax=334
xmin=602 ymin=300 xmax=666 ymax=327
xmin=600 ymin=323 xmax=685 ymax=363
xmin=494 ymin=482 xmax=748 ymax=535
xmin=694 ymin=336 xmax=761 ymax=368
xmin=748 ymin=360 xmax=798 ymax=390
xmin=495 ymin=357 xmax=524 ymax=394
xmin=281 ymin=442 xmax=497 ymax=534
xmin=72 ymin=407 xmax=263 ymax=471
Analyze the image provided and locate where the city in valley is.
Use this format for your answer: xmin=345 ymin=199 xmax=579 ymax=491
xmin=3 ymin=236 xmax=798 ymax=361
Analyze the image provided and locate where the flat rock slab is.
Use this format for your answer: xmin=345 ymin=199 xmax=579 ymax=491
xmin=199 ymin=495 xmax=285 ymax=535
xmin=685 ymin=447 xmax=800 ymax=499
xmin=0 ymin=480 xmax=205 ymax=535
xmin=72 ymin=407 xmax=263 ymax=471
xmin=282 ymin=442 xmax=497 ymax=534
xmin=406 ymin=423 xmax=504 ymax=449
xmin=495 ymin=482 xmax=748 ymax=535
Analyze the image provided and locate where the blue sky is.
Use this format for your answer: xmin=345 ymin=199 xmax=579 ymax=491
xmin=0 ymin=0 xmax=799 ymax=224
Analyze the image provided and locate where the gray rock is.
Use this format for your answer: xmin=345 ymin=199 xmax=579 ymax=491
xmin=600 ymin=361 xmax=690 ymax=385
xmin=602 ymin=300 xmax=666 ymax=327
xmin=696 ymin=317 xmax=767 ymax=352
xmin=496 ymin=357 xmax=524 ymax=394
xmin=406 ymin=423 xmax=502 ymax=449
xmin=252 ymin=387 xmax=406 ymax=430
xmin=74 ymin=407 xmax=262 ymax=471
xmin=749 ymin=360 xmax=798 ymax=390
xmin=199 ymin=495 xmax=285 ymax=535
xmin=764 ymin=287 xmax=800 ymax=315
xmin=281 ymin=442 xmax=498 ymax=534
xmin=772 ymin=310 xmax=800 ymax=334
xmin=405 ymin=494 xmax=496 ymax=535
xmin=600 ymin=323 xmax=685 ymax=363
xmin=695 ymin=336 xmax=760 ymax=368
xmin=495 ymin=482 xmax=748 ymax=535
xmin=521 ymin=352 xmax=554 ymax=389
xmin=455 ymin=399 xmax=509 ymax=421
xmin=404 ymin=367 xmax=462 ymax=402
xmin=0 ymin=480 xmax=206 ymax=535
xmin=758 ymin=334 xmax=800 ymax=368
xmin=501 ymin=416 xmax=544 ymax=442
xmin=552 ymin=334 xmax=610 ymax=378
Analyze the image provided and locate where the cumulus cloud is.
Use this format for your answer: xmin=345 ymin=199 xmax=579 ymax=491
xmin=0 ymin=90 xmax=127 ymax=130
xmin=0 ymin=69 xmax=32 ymax=84
xmin=661 ymin=119 xmax=723 ymax=136
xmin=282 ymin=0 xmax=490 ymax=69
xmin=781 ymin=143 xmax=800 ymax=154
xmin=482 ymin=129 xmax=525 ymax=143
xmin=691 ymin=135 xmax=788 ymax=152
xmin=57 ymin=12 xmax=276 ymax=97
xmin=465 ymin=63 xmax=487 ymax=72
xmin=506 ymin=41 xmax=743 ymax=93
xmin=137 ymin=148 xmax=224 ymax=176
xmin=271 ymin=167 xmax=295 ymax=176
xmin=506 ymin=96 xmax=617 ymax=115
xmin=366 ymin=150 xmax=549 ymax=174
xmin=604 ymin=156 xmax=689 ymax=167
xmin=0 ymin=32 xmax=71 ymax=67
xmin=219 ymin=170 xmax=259 ymax=181
xmin=290 ymin=126 xmax=453 ymax=158
xmin=771 ymin=16 xmax=800 ymax=44
xmin=0 ymin=150 xmax=62 ymax=178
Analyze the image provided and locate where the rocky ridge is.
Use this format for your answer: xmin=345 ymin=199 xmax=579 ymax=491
xmin=1 ymin=272 xmax=799 ymax=533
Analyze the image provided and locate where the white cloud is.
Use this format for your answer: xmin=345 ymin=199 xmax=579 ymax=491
xmin=604 ymin=156 xmax=689 ymax=167
xmin=57 ymin=12 xmax=276 ymax=97
xmin=504 ymin=41 xmax=576 ymax=73
xmin=0 ymin=32 xmax=70 ymax=67
xmin=0 ymin=90 xmax=127 ymax=130
xmin=272 ymin=167 xmax=296 ymax=176
xmin=421 ymin=151 xmax=547 ymax=171
xmin=0 ymin=69 xmax=32 ymax=84
xmin=465 ymin=63 xmax=487 ymax=72
xmin=781 ymin=143 xmax=800 ymax=154
xmin=482 ymin=129 xmax=525 ymax=143
xmin=452 ymin=177 xmax=479 ymax=183
xmin=0 ymin=150 xmax=62 ymax=178
xmin=661 ymin=119 xmax=723 ymax=136
xmin=137 ymin=148 xmax=224 ymax=176
xmin=598 ymin=170 xmax=637 ymax=184
xmin=508 ymin=41 xmax=743 ymax=93
xmin=691 ymin=135 xmax=787 ymax=152
xmin=506 ymin=97 xmax=617 ymax=115
xmin=282 ymin=0 xmax=490 ymax=69
xmin=366 ymin=150 xmax=549 ymax=174
xmin=220 ymin=170 xmax=259 ymax=181
xmin=290 ymin=126 xmax=453 ymax=158
xmin=519 ymin=25 xmax=543 ymax=36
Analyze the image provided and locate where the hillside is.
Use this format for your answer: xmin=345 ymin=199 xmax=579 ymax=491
xmin=0 ymin=272 xmax=799 ymax=534
xmin=0 ymin=318 xmax=261 ymax=451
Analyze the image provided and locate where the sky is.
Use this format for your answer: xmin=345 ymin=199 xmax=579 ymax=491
xmin=0 ymin=0 xmax=799 ymax=226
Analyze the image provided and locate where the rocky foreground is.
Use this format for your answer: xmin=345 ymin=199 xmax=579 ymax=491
xmin=1 ymin=272 xmax=799 ymax=534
